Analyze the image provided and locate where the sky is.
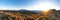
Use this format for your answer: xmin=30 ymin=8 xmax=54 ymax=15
xmin=0 ymin=0 xmax=60 ymax=10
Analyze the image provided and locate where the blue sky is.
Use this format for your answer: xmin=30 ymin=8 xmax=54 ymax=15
xmin=0 ymin=0 xmax=35 ymax=8
xmin=0 ymin=0 xmax=60 ymax=10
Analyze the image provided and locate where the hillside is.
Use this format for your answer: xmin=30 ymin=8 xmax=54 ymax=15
xmin=0 ymin=9 xmax=60 ymax=20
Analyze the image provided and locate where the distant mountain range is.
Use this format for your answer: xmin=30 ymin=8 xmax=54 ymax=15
xmin=0 ymin=9 xmax=60 ymax=14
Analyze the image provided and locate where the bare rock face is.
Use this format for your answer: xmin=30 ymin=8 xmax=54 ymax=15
xmin=0 ymin=13 xmax=9 ymax=20
xmin=0 ymin=9 xmax=60 ymax=20
xmin=47 ymin=9 xmax=59 ymax=20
